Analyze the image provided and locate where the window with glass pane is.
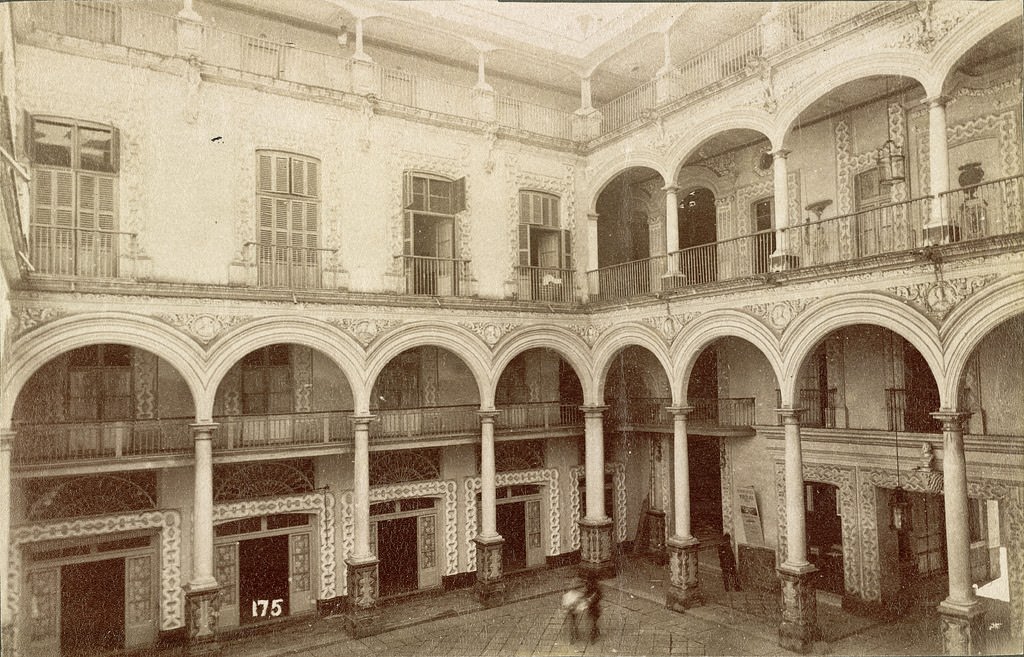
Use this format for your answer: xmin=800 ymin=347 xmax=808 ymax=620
xmin=517 ymin=190 xmax=570 ymax=301
xmin=28 ymin=116 xmax=119 ymax=277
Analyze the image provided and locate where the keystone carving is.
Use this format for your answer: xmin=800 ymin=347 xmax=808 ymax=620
xmin=888 ymin=275 xmax=999 ymax=319
xmin=743 ymin=298 xmax=818 ymax=332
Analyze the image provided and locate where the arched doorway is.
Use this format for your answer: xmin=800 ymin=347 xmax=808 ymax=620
xmin=678 ymin=187 xmax=719 ymax=283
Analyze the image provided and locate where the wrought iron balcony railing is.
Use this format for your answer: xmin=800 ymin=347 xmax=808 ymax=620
xmin=214 ymin=411 xmax=353 ymax=450
xmin=12 ymin=418 xmax=192 ymax=464
xmin=29 ymin=225 xmax=136 ymax=279
xmin=244 ymin=242 xmax=338 ymax=290
xmin=610 ymin=397 xmax=756 ymax=429
xmin=515 ymin=266 xmax=576 ymax=303
xmin=494 ymin=402 xmax=584 ymax=432
xmin=401 ymin=255 xmax=472 ymax=297
xmin=371 ymin=404 xmax=481 ymax=439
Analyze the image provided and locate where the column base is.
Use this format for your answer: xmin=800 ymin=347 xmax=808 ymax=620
xmin=770 ymin=253 xmax=800 ymax=271
xmin=922 ymin=223 xmax=961 ymax=245
xmin=474 ymin=535 xmax=506 ymax=608
xmin=666 ymin=537 xmax=702 ymax=611
xmin=938 ymin=598 xmax=986 ymax=655
xmin=184 ymin=584 xmax=221 ymax=655
xmin=777 ymin=564 xmax=820 ymax=654
xmin=579 ymin=518 xmax=616 ymax=579
xmin=344 ymin=557 xmax=381 ymax=638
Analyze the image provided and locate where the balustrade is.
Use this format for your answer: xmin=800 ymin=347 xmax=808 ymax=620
xmin=940 ymin=174 xmax=1023 ymax=242
xmin=245 ymin=242 xmax=337 ymax=290
xmin=494 ymin=402 xmax=583 ymax=431
xmin=612 ymin=398 xmax=754 ymax=428
xmin=372 ymin=405 xmax=480 ymax=438
xmin=214 ymin=412 xmax=351 ymax=450
xmin=29 ymin=226 xmax=135 ymax=279
xmin=12 ymin=418 xmax=192 ymax=464
xmin=515 ymin=266 xmax=576 ymax=303
xmin=401 ymin=255 xmax=472 ymax=297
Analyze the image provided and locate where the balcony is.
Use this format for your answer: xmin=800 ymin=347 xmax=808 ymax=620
xmin=494 ymin=402 xmax=584 ymax=433
xmin=798 ymin=388 xmax=838 ymax=429
xmin=371 ymin=404 xmax=480 ymax=439
xmin=401 ymin=255 xmax=472 ymax=297
xmin=515 ymin=266 xmax=576 ymax=304
xmin=611 ymin=397 xmax=756 ymax=435
xmin=589 ymin=183 xmax=1023 ymax=304
xmin=29 ymin=226 xmax=136 ymax=279
xmin=244 ymin=242 xmax=339 ymax=290
xmin=214 ymin=411 xmax=353 ymax=451
xmin=12 ymin=418 xmax=192 ymax=465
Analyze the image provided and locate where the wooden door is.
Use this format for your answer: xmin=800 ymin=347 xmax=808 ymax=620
xmin=215 ymin=542 xmax=240 ymax=628
xmin=525 ymin=499 xmax=545 ymax=566
xmin=123 ymin=555 xmax=156 ymax=648
xmin=289 ymin=532 xmax=315 ymax=614
xmin=417 ymin=513 xmax=440 ymax=589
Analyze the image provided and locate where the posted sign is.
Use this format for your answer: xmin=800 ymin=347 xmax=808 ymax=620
xmin=738 ymin=486 xmax=764 ymax=546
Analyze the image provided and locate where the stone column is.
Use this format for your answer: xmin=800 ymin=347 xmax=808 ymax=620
xmin=472 ymin=50 xmax=496 ymax=122
xmin=580 ymin=405 xmax=614 ymax=578
xmin=923 ymin=96 xmax=955 ymax=243
xmin=770 ymin=149 xmax=798 ymax=270
xmin=666 ymin=407 xmax=702 ymax=611
xmin=933 ymin=410 xmax=986 ymax=655
xmin=0 ymin=430 xmax=13 ymax=656
xmin=776 ymin=407 xmax=818 ymax=653
xmin=350 ymin=17 xmax=379 ymax=96
xmin=475 ymin=410 xmax=506 ymax=607
xmin=186 ymin=423 xmax=220 ymax=654
xmin=572 ymin=76 xmax=602 ymax=141
xmin=662 ymin=185 xmax=684 ymax=279
xmin=345 ymin=415 xmax=380 ymax=638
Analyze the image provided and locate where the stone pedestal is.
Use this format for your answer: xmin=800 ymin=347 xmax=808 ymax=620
xmin=572 ymin=108 xmax=602 ymax=142
xmin=473 ymin=87 xmax=496 ymax=123
xmin=938 ymin=599 xmax=986 ymax=655
xmin=770 ymin=252 xmax=800 ymax=271
xmin=644 ymin=509 xmax=667 ymax=562
xmin=474 ymin=535 xmax=506 ymax=608
xmin=666 ymin=537 xmax=702 ymax=611
xmin=777 ymin=564 xmax=819 ymax=654
xmin=184 ymin=585 xmax=221 ymax=655
xmin=344 ymin=557 xmax=381 ymax=638
xmin=351 ymin=56 xmax=380 ymax=97
xmin=579 ymin=517 xmax=615 ymax=579
xmin=175 ymin=13 xmax=204 ymax=56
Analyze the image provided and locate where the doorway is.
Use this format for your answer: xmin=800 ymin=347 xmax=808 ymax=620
xmin=497 ymin=501 xmax=527 ymax=571
xmin=61 ymin=558 xmax=125 ymax=655
xmin=238 ymin=535 xmax=290 ymax=624
xmin=377 ymin=516 xmax=419 ymax=597
xmin=679 ymin=187 xmax=717 ymax=283
xmin=805 ymin=482 xmax=844 ymax=595
xmin=688 ymin=438 xmax=723 ymax=537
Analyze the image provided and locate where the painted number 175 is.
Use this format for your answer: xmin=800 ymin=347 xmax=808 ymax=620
xmin=251 ymin=599 xmax=283 ymax=618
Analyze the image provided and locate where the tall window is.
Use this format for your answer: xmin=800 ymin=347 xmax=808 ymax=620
xmin=29 ymin=115 xmax=119 ymax=277
xmin=751 ymin=196 xmax=775 ymax=274
xmin=854 ymin=168 xmax=891 ymax=256
xmin=66 ymin=345 xmax=132 ymax=421
xmin=402 ymin=172 xmax=466 ymax=295
xmin=518 ymin=190 xmax=570 ymax=300
xmin=256 ymin=150 xmax=321 ymax=288
xmin=241 ymin=345 xmax=292 ymax=415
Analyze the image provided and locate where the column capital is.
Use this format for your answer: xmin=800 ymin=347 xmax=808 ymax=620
xmin=775 ymin=407 xmax=804 ymax=423
xmin=580 ymin=404 xmax=608 ymax=418
xmin=922 ymin=94 xmax=951 ymax=109
xmin=190 ymin=422 xmax=219 ymax=437
xmin=931 ymin=410 xmax=971 ymax=431
xmin=349 ymin=414 xmax=378 ymax=429
xmin=477 ymin=409 xmax=501 ymax=422
xmin=661 ymin=184 xmax=680 ymax=194
xmin=666 ymin=406 xmax=693 ymax=418
xmin=771 ymin=148 xmax=791 ymax=160
xmin=587 ymin=212 xmax=600 ymax=222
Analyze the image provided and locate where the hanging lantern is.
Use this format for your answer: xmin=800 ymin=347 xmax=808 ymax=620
xmin=877 ymin=138 xmax=905 ymax=185
xmin=889 ymin=485 xmax=911 ymax=531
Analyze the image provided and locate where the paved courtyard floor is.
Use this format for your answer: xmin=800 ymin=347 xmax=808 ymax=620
xmin=192 ymin=550 xmax=1020 ymax=657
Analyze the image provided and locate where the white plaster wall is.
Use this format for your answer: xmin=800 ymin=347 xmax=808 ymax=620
xmin=976 ymin=316 xmax=1024 ymax=436
xmin=546 ymin=435 xmax=579 ymax=554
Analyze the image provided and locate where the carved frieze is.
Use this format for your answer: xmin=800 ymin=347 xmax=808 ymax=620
xmin=328 ymin=317 xmax=401 ymax=348
xmin=889 ymin=1 xmax=966 ymax=53
xmin=888 ymin=274 xmax=999 ymax=320
xmin=743 ymin=297 xmax=819 ymax=333
xmin=158 ymin=313 xmax=250 ymax=345
xmin=459 ymin=321 xmax=518 ymax=348
xmin=11 ymin=307 xmax=69 ymax=340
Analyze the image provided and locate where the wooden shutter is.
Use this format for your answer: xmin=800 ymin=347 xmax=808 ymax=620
xmin=453 ymin=177 xmax=466 ymax=212
xmin=290 ymin=158 xmax=306 ymax=196
xmin=33 ymin=168 xmax=74 ymax=226
xmin=258 ymin=153 xmax=274 ymax=193
xmin=304 ymin=159 xmax=319 ymax=198
xmin=561 ymin=230 xmax=572 ymax=270
xmin=403 ymin=172 xmax=414 ymax=209
xmin=519 ymin=224 xmax=531 ymax=266
xmin=110 ymin=127 xmax=120 ymax=172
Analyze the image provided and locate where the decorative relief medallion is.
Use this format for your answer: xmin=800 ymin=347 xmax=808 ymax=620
xmin=640 ymin=312 xmax=700 ymax=341
xmin=888 ymin=274 xmax=999 ymax=320
xmin=329 ymin=317 xmax=401 ymax=347
xmin=459 ymin=321 xmax=518 ymax=348
xmin=743 ymin=298 xmax=819 ymax=332
xmin=567 ymin=320 xmax=612 ymax=347
xmin=158 ymin=313 xmax=249 ymax=345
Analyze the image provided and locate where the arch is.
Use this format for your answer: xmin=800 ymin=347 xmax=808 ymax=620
xmin=667 ymin=111 xmax=775 ymax=181
xmin=934 ymin=5 xmax=1024 ymax=96
xmin=671 ymin=310 xmax=785 ymax=404
xmin=780 ymin=293 xmax=943 ymax=405
xmin=941 ymin=274 xmax=1024 ymax=405
xmin=591 ymin=324 xmax=675 ymax=403
xmin=1 ymin=313 xmax=205 ymax=426
xmin=364 ymin=322 xmax=493 ymax=409
xmin=586 ymin=158 xmax=671 ymax=214
xmin=773 ymin=53 xmax=934 ymax=144
xmin=205 ymin=317 xmax=367 ymax=417
xmin=490 ymin=325 xmax=596 ymax=402
xmin=676 ymin=165 xmax=726 ymax=199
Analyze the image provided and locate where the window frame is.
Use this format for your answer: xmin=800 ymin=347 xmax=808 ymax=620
xmin=517 ymin=189 xmax=571 ymax=271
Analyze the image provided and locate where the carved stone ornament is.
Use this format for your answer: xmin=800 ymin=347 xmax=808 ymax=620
xmin=331 ymin=317 xmax=401 ymax=347
xmin=159 ymin=313 xmax=249 ymax=345
xmin=888 ymin=274 xmax=999 ymax=320
xmin=889 ymin=0 xmax=966 ymax=52
xmin=12 ymin=307 xmax=68 ymax=340
xmin=743 ymin=298 xmax=819 ymax=333
xmin=459 ymin=321 xmax=518 ymax=348
xmin=569 ymin=462 xmax=627 ymax=549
